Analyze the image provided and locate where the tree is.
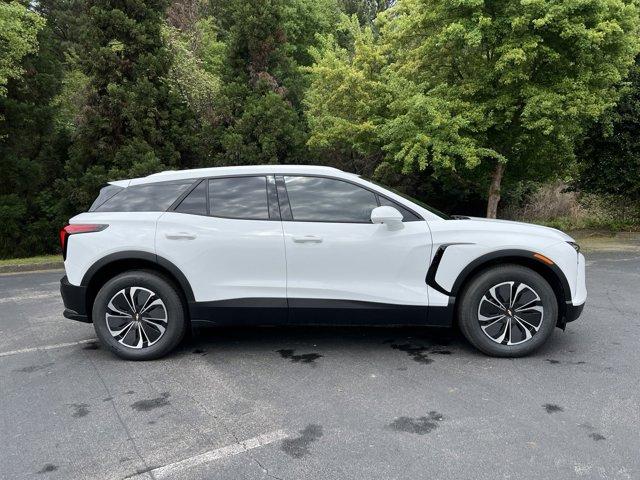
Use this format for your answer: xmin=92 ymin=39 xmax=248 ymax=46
xmin=0 ymin=1 xmax=44 ymax=99
xmin=577 ymin=56 xmax=640 ymax=203
xmin=379 ymin=0 xmax=640 ymax=217
xmin=0 ymin=15 xmax=69 ymax=257
xmin=306 ymin=0 xmax=640 ymax=217
xmin=61 ymin=0 xmax=200 ymax=214
xmin=305 ymin=15 xmax=390 ymax=175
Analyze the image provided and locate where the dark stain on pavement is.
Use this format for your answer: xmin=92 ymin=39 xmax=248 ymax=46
xmin=125 ymin=390 xmax=135 ymax=395
xmin=546 ymin=358 xmax=586 ymax=366
xmin=589 ymin=432 xmax=606 ymax=441
xmin=36 ymin=464 xmax=58 ymax=474
xmin=16 ymin=362 xmax=54 ymax=373
xmin=281 ymin=424 xmax=323 ymax=458
xmin=277 ymin=349 xmax=322 ymax=365
xmin=131 ymin=392 xmax=170 ymax=412
xmin=69 ymin=403 xmax=90 ymax=418
xmin=390 ymin=344 xmax=433 ymax=364
xmin=102 ymin=397 xmax=113 ymax=402
xmin=388 ymin=411 xmax=443 ymax=435
xmin=543 ymin=403 xmax=563 ymax=413
xmin=83 ymin=342 xmax=100 ymax=350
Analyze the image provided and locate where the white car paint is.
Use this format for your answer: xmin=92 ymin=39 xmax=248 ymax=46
xmin=155 ymin=212 xmax=287 ymax=302
xmin=64 ymin=165 xmax=586 ymax=316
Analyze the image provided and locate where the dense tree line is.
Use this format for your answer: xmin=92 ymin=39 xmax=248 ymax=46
xmin=0 ymin=0 xmax=639 ymax=258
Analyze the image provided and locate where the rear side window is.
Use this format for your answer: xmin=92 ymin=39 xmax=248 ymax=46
xmin=175 ymin=181 xmax=207 ymax=215
xmin=89 ymin=185 xmax=124 ymax=211
xmin=284 ymin=176 xmax=378 ymax=223
xmin=377 ymin=195 xmax=421 ymax=222
xmin=94 ymin=181 xmax=192 ymax=212
xmin=209 ymin=176 xmax=269 ymax=220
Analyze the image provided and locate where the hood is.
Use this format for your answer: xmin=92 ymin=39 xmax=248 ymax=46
xmin=465 ymin=216 xmax=575 ymax=242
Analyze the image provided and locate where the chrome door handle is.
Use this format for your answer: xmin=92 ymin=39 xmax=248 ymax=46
xmin=165 ymin=232 xmax=197 ymax=240
xmin=292 ymin=235 xmax=323 ymax=243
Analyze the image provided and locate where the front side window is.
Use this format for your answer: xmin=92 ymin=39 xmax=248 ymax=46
xmin=284 ymin=176 xmax=378 ymax=223
xmin=94 ymin=181 xmax=193 ymax=212
xmin=209 ymin=176 xmax=269 ymax=220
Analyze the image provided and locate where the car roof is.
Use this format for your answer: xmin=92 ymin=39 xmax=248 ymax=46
xmin=112 ymin=165 xmax=351 ymax=187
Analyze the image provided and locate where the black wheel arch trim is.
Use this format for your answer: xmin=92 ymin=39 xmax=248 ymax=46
xmin=80 ymin=250 xmax=195 ymax=302
xmin=427 ymin=246 xmax=573 ymax=303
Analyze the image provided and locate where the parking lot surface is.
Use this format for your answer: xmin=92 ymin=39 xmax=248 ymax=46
xmin=1 ymin=249 xmax=639 ymax=480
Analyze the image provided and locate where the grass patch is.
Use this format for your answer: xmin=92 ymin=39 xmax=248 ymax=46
xmin=534 ymin=217 xmax=640 ymax=233
xmin=0 ymin=254 xmax=62 ymax=267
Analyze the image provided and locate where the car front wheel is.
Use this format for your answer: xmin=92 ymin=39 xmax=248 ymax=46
xmin=92 ymin=270 xmax=186 ymax=360
xmin=457 ymin=264 xmax=558 ymax=357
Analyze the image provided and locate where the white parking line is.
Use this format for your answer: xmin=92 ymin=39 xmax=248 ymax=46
xmin=0 ymin=292 xmax=59 ymax=304
xmin=0 ymin=338 xmax=98 ymax=358
xmin=146 ymin=430 xmax=289 ymax=479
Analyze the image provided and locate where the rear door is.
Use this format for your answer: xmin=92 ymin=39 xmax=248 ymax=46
xmin=155 ymin=175 xmax=287 ymax=323
xmin=277 ymin=175 xmax=432 ymax=324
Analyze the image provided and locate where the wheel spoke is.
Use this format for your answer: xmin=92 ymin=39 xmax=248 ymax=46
xmin=143 ymin=318 xmax=166 ymax=335
xmin=514 ymin=317 xmax=534 ymax=340
xmin=487 ymin=284 xmax=508 ymax=310
xmin=514 ymin=314 xmax=541 ymax=332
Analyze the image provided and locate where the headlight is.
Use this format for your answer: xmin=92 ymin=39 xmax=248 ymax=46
xmin=567 ymin=241 xmax=580 ymax=253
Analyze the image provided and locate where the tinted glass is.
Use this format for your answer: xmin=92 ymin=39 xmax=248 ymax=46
xmin=378 ymin=195 xmax=421 ymax=221
xmin=284 ymin=176 xmax=378 ymax=223
xmin=89 ymin=185 xmax=124 ymax=211
xmin=175 ymin=181 xmax=207 ymax=215
xmin=95 ymin=182 xmax=192 ymax=212
xmin=209 ymin=176 xmax=269 ymax=220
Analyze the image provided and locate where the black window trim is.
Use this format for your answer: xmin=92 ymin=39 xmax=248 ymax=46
xmin=277 ymin=174 xmax=425 ymax=224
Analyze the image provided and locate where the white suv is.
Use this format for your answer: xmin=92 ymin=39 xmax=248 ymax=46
xmin=59 ymin=165 xmax=586 ymax=360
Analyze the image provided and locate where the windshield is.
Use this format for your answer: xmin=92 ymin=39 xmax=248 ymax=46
xmin=363 ymin=177 xmax=451 ymax=220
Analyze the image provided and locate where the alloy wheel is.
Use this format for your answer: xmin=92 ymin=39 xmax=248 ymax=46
xmin=477 ymin=281 xmax=544 ymax=346
xmin=105 ymin=287 xmax=168 ymax=349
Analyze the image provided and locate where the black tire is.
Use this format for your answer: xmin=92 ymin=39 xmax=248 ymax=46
xmin=457 ymin=264 xmax=558 ymax=357
xmin=92 ymin=270 xmax=187 ymax=360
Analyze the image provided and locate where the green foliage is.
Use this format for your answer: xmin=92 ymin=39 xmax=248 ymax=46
xmin=2 ymin=0 xmax=640 ymax=258
xmin=0 ymin=1 xmax=45 ymax=98
xmin=60 ymin=0 xmax=201 ymax=215
xmin=305 ymin=0 xmax=640 ymax=215
xmin=577 ymin=57 xmax=640 ymax=201
xmin=0 ymin=18 xmax=69 ymax=258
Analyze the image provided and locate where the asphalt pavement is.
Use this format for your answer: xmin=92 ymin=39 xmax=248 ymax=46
xmin=0 ymin=250 xmax=639 ymax=480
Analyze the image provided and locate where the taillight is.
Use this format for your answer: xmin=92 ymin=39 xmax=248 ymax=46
xmin=59 ymin=224 xmax=108 ymax=260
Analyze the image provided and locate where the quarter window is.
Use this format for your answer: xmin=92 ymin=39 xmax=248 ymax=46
xmin=209 ymin=176 xmax=269 ymax=220
xmin=377 ymin=195 xmax=421 ymax=222
xmin=175 ymin=180 xmax=207 ymax=215
xmin=94 ymin=182 xmax=193 ymax=212
xmin=284 ymin=176 xmax=378 ymax=223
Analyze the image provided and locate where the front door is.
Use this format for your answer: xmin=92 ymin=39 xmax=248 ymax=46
xmin=277 ymin=175 xmax=432 ymax=324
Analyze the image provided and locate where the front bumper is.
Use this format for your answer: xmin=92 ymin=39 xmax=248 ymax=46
xmin=60 ymin=275 xmax=90 ymax=323
xmin=564 ymin=301 xmax=585 ymax=324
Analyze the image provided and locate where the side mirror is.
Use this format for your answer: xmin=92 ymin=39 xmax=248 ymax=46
xmin=371 ymin=206 xmax=403 ymax=230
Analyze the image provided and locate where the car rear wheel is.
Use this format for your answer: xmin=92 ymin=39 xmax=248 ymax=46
xmin=457 ymin=264 xmax=558 ymax=357
xmin=92 ymin=270 xmax=186 ymax=360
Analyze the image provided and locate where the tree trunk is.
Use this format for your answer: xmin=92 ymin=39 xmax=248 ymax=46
xmin=486 ymin=162 xmax=505 ymax=219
